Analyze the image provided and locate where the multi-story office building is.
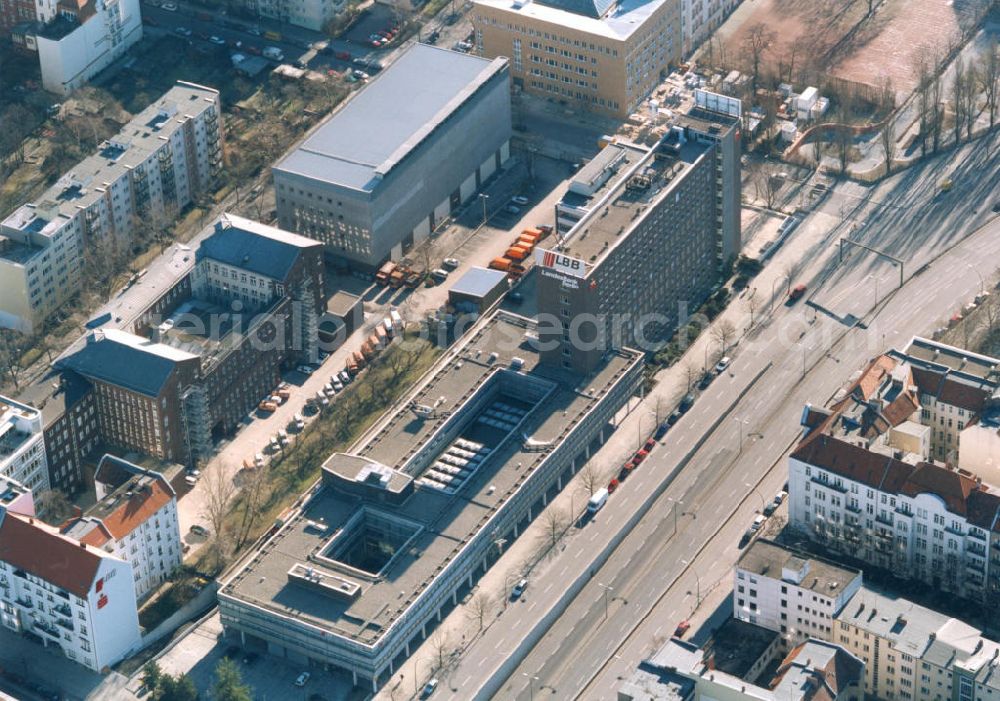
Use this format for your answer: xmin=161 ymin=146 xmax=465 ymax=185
xmin=535 ymin=91 xmax=741 ymax=373
xmin=218 ymin=310 xmax=644 ymax=691
xmin=0 ymin=0 xmax=35 ymax=31
xmin=274 ymin=44 xmax=511 ymax=270
xmin=32 ymin=0 xmax=142 ymax=95
xmin=53 ymin=215 xmax=323 ymax=466
xmin=0 ymin=82 xmax=222 ymax=333
xmin=61 ymin=456 xmax=180 ymax=600
xmin=789 ymin=339 xmax=1000 ymax=606
xmin=733 ymin=539 xmax=862 ymax=646
xmin=472 ymin=0 xmax=680 ymax=117
xmin=0 ymin=396 xmax=49 ymax=499
xmin=0 ymin=508 xmax=141 ymax=672
xmin=238 ymin=0 xmax=345 ymax=31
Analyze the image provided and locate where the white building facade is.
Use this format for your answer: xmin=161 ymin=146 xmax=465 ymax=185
xmin=733 ymin=539 xmax=863 ymax=646
xmin=62 ymin=469 xmax=181 ymax=600
xmin=241 ymin=0 xmax=345 ymax=31
xmin=34 ymin=0 xmax=142 ymax=95
xmin=0 ymin=396 xmax=49 ymax=498
xmin=0 ymin=510 xmax=141 ymax=671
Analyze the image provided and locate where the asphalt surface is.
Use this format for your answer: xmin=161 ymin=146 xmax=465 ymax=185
xmin=420 ymin=132 xmax=1000 ymax=700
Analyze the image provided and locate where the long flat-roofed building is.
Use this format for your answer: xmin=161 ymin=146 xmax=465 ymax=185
xmin=273 ymin=44 xmax=512 ymax=270
xmin=218 ymin=310 xmax=643 ymax=690
xmin=472 ymin=0 xmax=680 ymax=117
xmin=535 ymin=91 xmax=741 ymax=373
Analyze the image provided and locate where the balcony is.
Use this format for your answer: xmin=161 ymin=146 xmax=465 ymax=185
xmin=54 ymin=617 xmax=73 ymax=632
xmin=53 ymin=603 xmax=70 ymax=617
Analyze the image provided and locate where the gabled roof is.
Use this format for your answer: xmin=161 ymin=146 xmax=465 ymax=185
xmin=791 ymin=434 xmax=912 ymax=493
xmin=96 ymin=478 xmax=173 ymax=540
xmin=94 ymin=454 xmax=141 ymax=492
xmin=883 ymin=391 xmax=919 ymax=427
xmin=910 ymin=366 xmax=989 ymax=412
xmin=197 ymin=214 xmax=321 ymax=283
xmin=58 ymin=329 xmax=197 ymax=397
xmin=0 ymin=511 xmax=102 ymax=598
xmin=899 ymin=464 xmax=978 ymax=515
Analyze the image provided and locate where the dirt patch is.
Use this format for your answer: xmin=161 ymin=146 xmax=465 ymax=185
xmin=717 ymin=0 xmax=988 ymax=93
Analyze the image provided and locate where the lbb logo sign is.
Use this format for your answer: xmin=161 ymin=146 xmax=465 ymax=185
xmin=537 ymin=248 xmax=587 ymax=279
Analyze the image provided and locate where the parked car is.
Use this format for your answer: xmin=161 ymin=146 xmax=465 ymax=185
xmin=511 ymin=578 xmax=527 ymax=599
xmin=788 ymin=284 xmax=807 ymax=302
xmin=714 ymin=356 xmax=731 ymax=374
xmin=430 ymin=268 xmax=449 ymax=282
xmin=666 ymin=410 xmax=682 ymax=426
xmin=189 ymin=524 xmax=209 ymax=537
xmin=421 ymin=679 xmax=439 ymax=698
xmin=426 ymin=30 xmax=440 ymax=44
xmin=763 ymin=501 xmax=777 ymax=517
xmin=697 ymin=372 xmax=712 ymax=390
xmin=511 ymin=195 xmax=529 ymax=206
xmin=678 ymin=393 xmax=695 ymax=413
xmin=174 ymin=26 xmax=192 ymax=36
xmin=505 ymin=204 xmax=521 ymax=215
xmin=209 ymin=35 xmax=226 ymax=45
xmin=442 ymin=257 xmax=460 ymax=270
xmin=774 ymin=490 xmax=787 ymax=504
xmin=294 ymin=672 xmax=310 ymax=687
xmin=296 ymin=364 xmax=314 ymax=375
xmin=674 ymin=620 xmax=691 ymax=638
xmin=247 ymin=26 xmax=263 ymax=36
xmin=161 ymin=1 xmax=177 ymax=9
xmin=339 ymin=370 xmax=351 ymax=384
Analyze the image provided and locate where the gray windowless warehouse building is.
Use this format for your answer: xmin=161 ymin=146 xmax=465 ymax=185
xmin=272 ymin=44 xmax=512 ymax=270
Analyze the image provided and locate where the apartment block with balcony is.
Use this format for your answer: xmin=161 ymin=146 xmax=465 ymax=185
xmin=788 ymin=339 xmax=1000 ymax=607
xmin=473 ymin=0 xmax=681 ymax=118
xmin=0 ymin=509 xmax=141 ymax=672
xmin=0 ymin=396 xmax=49 ymax=500
xmin=0 ymin=82 xmax=222 ymax=333
xmin=61 ymin=455 xmax=180 ymax=600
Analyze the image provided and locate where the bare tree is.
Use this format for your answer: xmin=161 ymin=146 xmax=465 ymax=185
xmin=930 ymin=68 xmax=944 ymax=153
xmin=84 ymin=233 xmax=132 ymax=302
xmin=746 ymin=295 xmax=760 ymax=327
xmin=201 ymin=464 xmax=237 ymax=553
xmin=980 ymin=38 xmax=999 ymax=130
xmin=712 ymin=319 xmax=737 ymax=353
xmin=429 ymin=630 xmax=451 ymax=671
xmin=682 ymin=361 xmax=700 ymax=392
xmin=231 ymin=463 xmax=271 ymax=552
xmin=465 ymin=592 xmax=493 ymax=631
xmin=880 ymin=114 xmax=897 ymax=175
xmin=741 ymin=23 xmax=777 ymax=94
xmin=914 ymin=55 xmax=933 ymax=157
xmin=539 ymin=507 xmax=568 ymax=549
xmin=579 ymin=463 xmax=604 ymax=496
xmin=0 ymin=329 xmax=26 ymax=391
xmin=37 ymin=489 xmax=74 ymax=525
xmin=952 ymin=56 xmax=967 ymax=145
xmin=962 ymin=63 xmax=978 ymax=141
xmin=982 ymin=294 xmax=1000 ymax=333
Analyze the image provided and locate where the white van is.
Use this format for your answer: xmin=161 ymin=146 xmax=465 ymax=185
xmin=587 ymin=487 xmax=609 ymax=515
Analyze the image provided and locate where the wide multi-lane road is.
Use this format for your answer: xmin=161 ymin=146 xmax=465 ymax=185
xmin=424 ymin=133 xmax=1000 ymax=700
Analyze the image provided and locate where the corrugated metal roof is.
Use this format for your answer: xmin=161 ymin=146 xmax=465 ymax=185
xmin=449 ymin=266 xmax=508 ymax=299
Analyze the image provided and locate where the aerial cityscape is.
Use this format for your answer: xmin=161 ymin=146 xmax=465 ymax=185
xmin=0 ymin=0 xmax=998 ymax=697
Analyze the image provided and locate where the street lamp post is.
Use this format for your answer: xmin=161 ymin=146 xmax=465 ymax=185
xmin=597 ymin=582 xmax=613 ymax=620
xmin=522 ymin=673 xmax=539 ymax=701
xmin=770 ymin=274 xmax=787 ymax=315
xmin=479 ymin=193 xmax=490 ymax=226
xmin=667 ymin=497 xmax=683 ymax=535
xmin=680 ymin=559 xmax=702 ymax=607
xmin=734 ymin=417 xmax=749 ymax=453
xmin=744 ymin=482 xmax=766 ymax=512
xmin=969 ymin=264 xmax=985 ymax=296
xmin=411 ymin=657 xmax=430 ymax=694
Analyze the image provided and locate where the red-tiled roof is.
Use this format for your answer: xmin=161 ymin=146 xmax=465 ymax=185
xmin=852 ymin=355 xmax=898 ymax=401
xmin=967 ymin=490 xmax=1000 ymax=532
xmin=0 ymin=512 xmax=101 ymax=598
xmin=910 ymin=367 xmax=989 ymax=412
xmin=98 ymin=478 xmax=173 ymax=540
xmin=883 ymin=391 xmax=919 ymax=427
xmin=791 ymin=435 xmax=912 ymax=493
xmin=900 ymin=464 xmax=978 ymax=515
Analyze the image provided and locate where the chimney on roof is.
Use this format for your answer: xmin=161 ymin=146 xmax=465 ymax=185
xmin=80 ymin=542 xmax=86 ymax=549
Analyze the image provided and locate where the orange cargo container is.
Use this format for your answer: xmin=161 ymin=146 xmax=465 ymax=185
xmin=353 ymin=350 xmax=367 ymax=368
xmin=520 ymin=229 xmax=541 ymax=243
xmin=516 ymin=236 xmax=537 ymax=249
xmin=506 ymin=246 xmax=529 ymax=261
xmin=489 ymin=257 xmax=512 ymax=272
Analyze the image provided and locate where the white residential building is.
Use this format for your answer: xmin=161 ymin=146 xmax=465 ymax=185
xmin=788 ymin=341 xmax=1000 ymax=606
xmin=733 ymin=539 xmax=862 ymax=646
xmin=62 ymin=456 xmax=181 ymax=600
xmin=0 ymin=82 xmax=223 ymax=333
xmin=0 ymin=509 xmax=141 ymax=672
xmin=33 ymin=0 xmax=143 ymax=95
xmin=242 ymin=0 xmax=345 ymax=31
xmin=0 ymin=396 xmax=49 ymax=498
